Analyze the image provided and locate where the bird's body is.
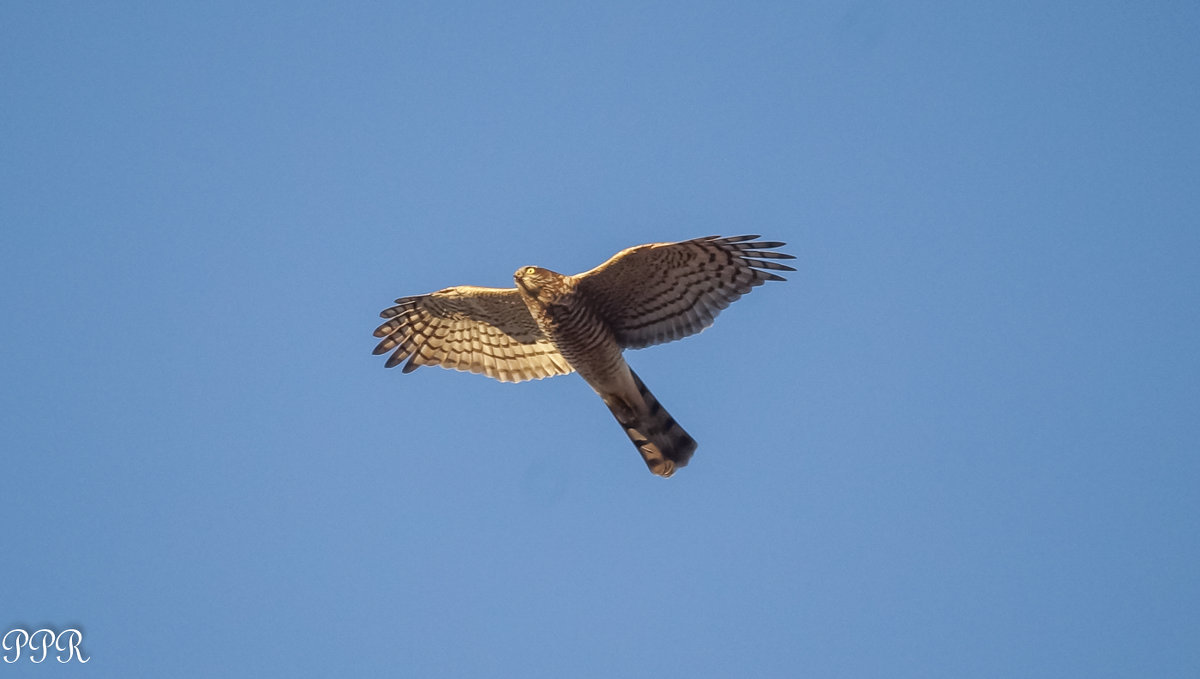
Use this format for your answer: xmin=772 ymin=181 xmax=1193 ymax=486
xmin=373 ymin=235 xmax=794 ymax=477
xmin=513 ymin=266 xmax=695 ymax=475
xmin=513 ymin=268 xmax=625 ymax=391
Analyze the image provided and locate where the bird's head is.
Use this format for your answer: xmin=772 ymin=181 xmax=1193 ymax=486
xmin=514 ymin=266 xmax=566 ymax=304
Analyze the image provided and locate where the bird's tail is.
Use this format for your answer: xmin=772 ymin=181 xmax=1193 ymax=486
xmin=606 ymin=369 xmax=697 ymax=477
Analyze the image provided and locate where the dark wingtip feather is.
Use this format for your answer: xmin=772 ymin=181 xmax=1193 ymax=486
xmin=742 ymin=240 xmax=785 ymax=248
xmin=741 ymin=250 xmax=795 ymax=259
xmin=752 ymin=260 xmax=796 ymax=272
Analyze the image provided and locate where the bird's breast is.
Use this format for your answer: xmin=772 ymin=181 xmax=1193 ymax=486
xmin=534 ymin=294 xmax=627 ymax=389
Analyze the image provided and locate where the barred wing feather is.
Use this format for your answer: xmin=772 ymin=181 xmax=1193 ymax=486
xmin=372 ymin=285 xmax=573 ymax=383
xmin=574 ymin=235 xmax=795 ymax=349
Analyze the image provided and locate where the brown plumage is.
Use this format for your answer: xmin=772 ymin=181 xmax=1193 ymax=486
xmin=372 ymin=235 xmax=794 ymax=477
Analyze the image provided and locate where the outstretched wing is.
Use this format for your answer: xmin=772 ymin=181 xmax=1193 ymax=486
xmin=575 ymin=235 xmax=795 ymax=349
xmin=372 ymin=285 xmax=573 ymax=383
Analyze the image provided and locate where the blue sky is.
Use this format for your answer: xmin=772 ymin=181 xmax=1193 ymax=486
xmin=2 ymin=2 xmax=1198 ymax=677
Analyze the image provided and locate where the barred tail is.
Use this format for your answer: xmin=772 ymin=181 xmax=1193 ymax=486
xmin=608 ymin=369 xmax=697 ymax=477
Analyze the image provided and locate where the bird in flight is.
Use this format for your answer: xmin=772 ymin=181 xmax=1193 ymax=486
xmin=372 ymin=235 xmax=794 ymax=477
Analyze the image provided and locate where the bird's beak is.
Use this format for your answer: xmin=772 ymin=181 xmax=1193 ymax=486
xmin=515 ymin=273 xmax=536 ymax=294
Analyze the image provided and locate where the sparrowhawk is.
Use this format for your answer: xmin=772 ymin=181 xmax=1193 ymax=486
xmin=373 ymin=235 xmax=794 ymax=477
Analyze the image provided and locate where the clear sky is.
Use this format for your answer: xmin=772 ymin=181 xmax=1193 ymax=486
xmin=2 ymin=2 xmax=1198 ymax=677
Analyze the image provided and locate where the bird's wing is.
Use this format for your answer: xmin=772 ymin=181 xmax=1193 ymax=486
xmin=574 ymin=235 xmax=795 ymax=349
xmin=373 ymin=285 xmax=573 ymax=383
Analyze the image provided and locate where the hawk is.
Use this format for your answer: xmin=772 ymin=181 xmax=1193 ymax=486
xmin=372 ymin=235 xmax=794 ymax=477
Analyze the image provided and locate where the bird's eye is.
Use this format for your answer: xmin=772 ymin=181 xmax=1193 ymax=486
xmin=525 ymin=267 xmax=537 ymax=276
